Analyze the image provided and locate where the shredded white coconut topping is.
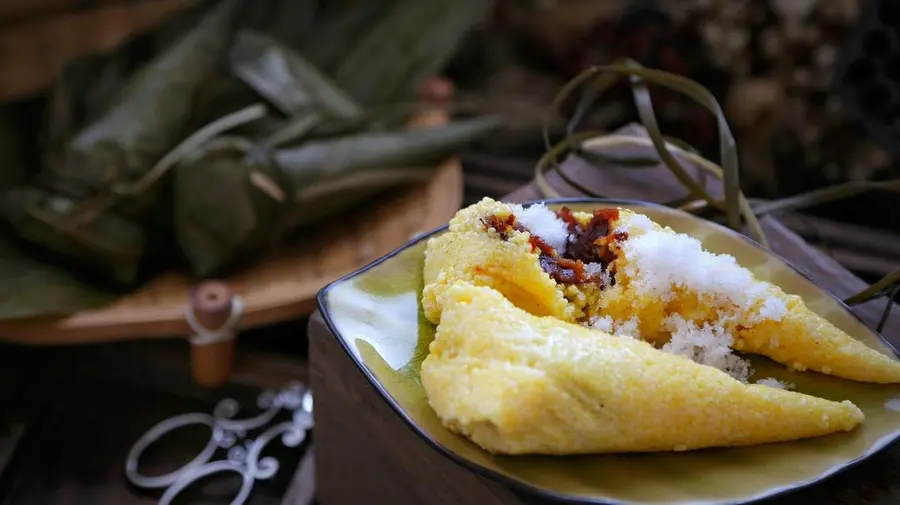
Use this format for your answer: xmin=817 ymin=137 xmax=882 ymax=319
xmin=660 ymin=315 xmax=753 ymax=383
xmin=756 ymin=377 xmax=793 ymax=390
xmin=621 ymin=213 xmax=654 ymax=234
xmin=616 ymin=317 xmax=640 ymax=338
xmin=590 ymin=315 xmax=614 ymax=333
xmin=507 ymin=203 xmax=570 ymax=253
xmin=583 ymin=263 xmax=611 ymax=285
xmin=747 ymin=297 xmax=788 ymax=324
xmin=519 ymin=208 xmax=791 ymax=383
xmin=589 ymin=315 xmax=639 ymax=339
xmin=618 ymin=217 xmax=783 ymax=322
xmin=582 ymin=262 xmax=605 ymax=276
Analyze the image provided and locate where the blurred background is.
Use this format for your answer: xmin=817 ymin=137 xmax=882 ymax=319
xmin=0 ymin=1 xmax=898 ymax=504
xmin=0 ymin=0 xmax=897 ymax=284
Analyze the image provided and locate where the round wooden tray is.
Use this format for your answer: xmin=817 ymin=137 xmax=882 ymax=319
xmin=0 ymin=116 xmax=462 ymax=345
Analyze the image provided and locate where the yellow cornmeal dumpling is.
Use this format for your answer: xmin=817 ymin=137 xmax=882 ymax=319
xmin=422 ymin=198 xmax=900 ymax=384
xmin=602 ymin=210 xmax=900 ymax=384
xmin=421 ymin=283 xmax=864 ymax=455
xmin=422 ymin=197 xmax=578 ymax=325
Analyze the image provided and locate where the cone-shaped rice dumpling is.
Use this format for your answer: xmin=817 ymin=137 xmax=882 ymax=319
xmin=174 ymin=116 xmax=499 ymax=278
xmin=45 ymin=0 xmax=239 ymax=211
xmin=0 ymin=0 xmax=239 ymax=286
xmin=0 ymin=112 xmax=120 ymax=320
xmin=174 ymin=28 xmax=499 ymax=278
xmin=331 ymin=0 xmax=492 ymax=106
xmin=609 ymin=206 xmax=900 ymax=384
xmin=422 ymin=198 xmax=900 ymax=384
xmin=422 ymin=283 xmax=864 ymax=455
xmin=230 ymin=30 xmax=360 ymax=117
xmin=423 ymin=198 xmax=578 ymax=324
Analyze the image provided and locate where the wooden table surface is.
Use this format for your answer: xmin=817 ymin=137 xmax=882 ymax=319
xmin=311 ymin=129 xmax=900 ymax=505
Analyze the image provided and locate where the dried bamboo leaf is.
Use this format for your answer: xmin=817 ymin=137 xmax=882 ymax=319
xmin=282 ymin=166 xmax=437 ymax=233
xmin=877 ymin=284 xmax=899 ymax=333
xmin=41 ymin=54 xmax=133 ymax=170
xmin=564 ymin=71 xmax=621 ymax=139
xmin=174 ymin=141 xmax=282 ymax=279
xmin=188 ymin=0 xmax=398 ymax=137
xmin=0 ymin=237 xmax=119 ymax=321
xmin=275 ymin=116 xmax=500 ymax=237
xmin=538 ymin=61 xmax=897 ymax=332
xmin=175 ymin=116 xmax=499 ymax=277
xmin=534 ymin=131 xmax=608 ymax=198
xmin=261 ymin=0 xmax=322 ymax=47
xmin=332 ymin=0 xmax=492 ymax=105
xmin=260 ymin=113 xmax=323 ymax=150
xmin=1 ymin=0 xmax=240 ymax=287
xmin=2 ymin=188 xmax=147 ymax=287
xmin=294 ymin=166 xmax=434 ymax=202
xmin=300 ymin=0 xmax=400 ymax=73
xmin=752 ymin=180 xmax=900 ymax=216
xmin=573 ymin=132 xmax=703 ymax=170
xmin=113 ymin=103 xmax=268 ymax=198
xmin=42 ymin=0 xmax=240 ymax=210
xmin=0 ymin=114 xmax=119 ymax=320
xmin=540 ymin=61 xmax=767 ymax=247
xmin=273 ymin=116 xmax=499 ymax=197
xmin=0 ymin=111 xmax=28 ymax=189
xmin=231 ymin=30 xmax=361 ymax=118
xmin=304 ymin=105 xmax=426 ymax=140
xmin=844 ymin=267 xmax=900 ymax=306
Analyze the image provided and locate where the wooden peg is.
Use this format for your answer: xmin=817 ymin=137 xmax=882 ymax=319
xmin=187 ymin=281 xmax=237 ymax=388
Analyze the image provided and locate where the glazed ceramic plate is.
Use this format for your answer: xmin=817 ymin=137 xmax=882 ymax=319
xmin=317 ymin=198 xmax=900 ymax=505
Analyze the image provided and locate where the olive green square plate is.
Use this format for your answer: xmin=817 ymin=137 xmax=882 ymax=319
xmin=317 ymin=198 xmax=900 ymax=505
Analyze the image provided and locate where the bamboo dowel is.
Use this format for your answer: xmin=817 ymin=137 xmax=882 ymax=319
xmin=186 ymin=281 xmax=237 ymax=388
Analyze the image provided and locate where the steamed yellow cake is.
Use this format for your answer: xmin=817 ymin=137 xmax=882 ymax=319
xmin=422 ymin=197 xmax=577 ymax=324
xmin=422 ymin=198 xmax=900 ymax=384
xmin=421 ymin=283 xmax=864 ymax=455
xmin=603 ymin=209 xmax=900 ymax=384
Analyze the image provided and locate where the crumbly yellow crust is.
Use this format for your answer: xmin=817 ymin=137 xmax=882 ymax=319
xmin=421 ymin=283 xmax=863 ymax=455
xmin=422 ymin=198 xmax=900 ymax=384
xmin=422 ymin=198 xmax=576 ymax=325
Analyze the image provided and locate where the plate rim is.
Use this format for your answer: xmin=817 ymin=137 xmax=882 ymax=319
xmin=316 ymin=196 xmax=900 ymax=505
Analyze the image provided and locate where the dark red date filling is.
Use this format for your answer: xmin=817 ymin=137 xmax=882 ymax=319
xmin=481 ymin=206 xmax=628 ymax=286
